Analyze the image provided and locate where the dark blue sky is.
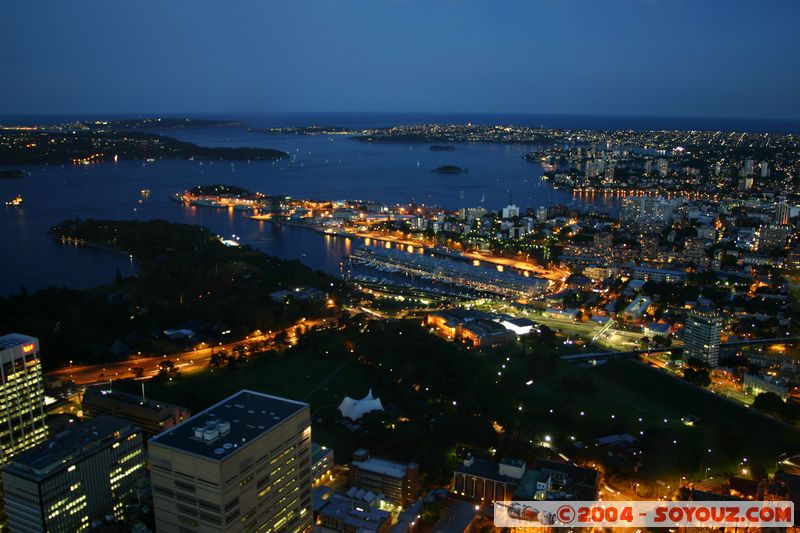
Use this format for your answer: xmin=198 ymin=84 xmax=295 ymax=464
xmin=2 ymin=0 xmax=798 ymax=118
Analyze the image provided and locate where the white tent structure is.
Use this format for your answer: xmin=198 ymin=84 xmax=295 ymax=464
xmin=338 ymin=389 xmax=384 ymax=421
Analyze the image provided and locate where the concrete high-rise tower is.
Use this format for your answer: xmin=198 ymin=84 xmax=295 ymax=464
xmin=149 ymin=390 xmax=312 ymax=533
xmin=683 ymin=309 xmax=723 ymax=367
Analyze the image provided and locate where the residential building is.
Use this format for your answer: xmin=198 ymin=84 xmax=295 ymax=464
xmin=683 ymin=309 xmax=723 ymax=367
xmin=593 ymin=232 xmax=613 ymax=252
xmin=1 ymin=415 xmax=145 ymax=533
xmin=756 ymin=224 xmax=790 ymax=251
xmin=149 ymin=390 xmax=312 ymax=533
xmin=620 ymin=195 xmax=676 ymax=229
xmin=624 ymin=264 xmax=687 ymax=283
xmin=82 ymin=387 xmax=191 ymax=438
xmin=502 ymin=204 xmax=520 ymax=219
xmin=744 ymin=374 xmax=789 ymax=401
xmin=349 ymin=449 xmax=419 ymax=508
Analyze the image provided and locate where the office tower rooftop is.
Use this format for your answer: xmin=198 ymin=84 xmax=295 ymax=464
xmin=150 ymin=389 xmax=307 ymax=460
xmin=149 ymin=390 xmax=312 ymax=533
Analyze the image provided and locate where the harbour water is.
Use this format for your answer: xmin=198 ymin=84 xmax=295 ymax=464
xmin=3 ymin=112 xmax=794 ymax=296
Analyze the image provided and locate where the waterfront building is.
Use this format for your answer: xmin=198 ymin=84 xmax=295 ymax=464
xmin=1 ymin=415 xmax=145 ymax=533
xmin=82 ymin=387 xmax=191 ymax=438
xmin=683 ymin=309 xmax=723 ymax=367
xmin=349 ymin=449 xmax=419 ymax=508
xmin=149 ymin=390 xmax=312 ymax=533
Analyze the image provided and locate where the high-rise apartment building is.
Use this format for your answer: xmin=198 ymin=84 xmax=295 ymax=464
xmin=0 ymin=334 xmax=48 ymax=460
xmin=149 ymin=390 xmax=312 ymax=533
xmin=620 ymin=195 xmax=676 ymax=229
xmin=683 ymin=309 xmax=723 ymax=367
xmin=1 ymin=415 xmax=146 ymax=533
xmin=657 ymin=158 xmax=669 ymax=178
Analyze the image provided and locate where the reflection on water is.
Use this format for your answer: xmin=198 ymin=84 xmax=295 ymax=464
xmin=0 ymin=129 xmax=619 ymax=296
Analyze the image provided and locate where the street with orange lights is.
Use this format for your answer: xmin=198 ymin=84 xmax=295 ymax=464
xmin=46 ymin=317 xmax=334 ymax=385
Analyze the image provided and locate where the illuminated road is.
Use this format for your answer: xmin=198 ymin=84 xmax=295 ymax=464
xmin=46 ymin=318 xmax=334 ymax=385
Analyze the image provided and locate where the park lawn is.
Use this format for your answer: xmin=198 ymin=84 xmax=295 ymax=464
xmin=593 ymin=359 xmax=799 ymax=474
xmin=135 ymin=350 xmax=369 ymax=414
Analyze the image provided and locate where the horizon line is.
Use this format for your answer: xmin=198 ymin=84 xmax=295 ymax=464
xmin=1 ymin=110 xmax=799 ymax=123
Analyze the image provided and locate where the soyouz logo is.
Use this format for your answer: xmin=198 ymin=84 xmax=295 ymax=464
xmin=494 ymin=501 xmax=794 ymax=528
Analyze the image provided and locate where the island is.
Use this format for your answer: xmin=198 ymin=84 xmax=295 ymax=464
xmin=430 ymin=145 xmax=456 ymax=151
xmin=0 ymin=169 xmax=26 ymax=178
xmin=0 ymin=129 xmax=289 ymax=165
xmin=432 ymin=165 xmax=467 ymax=174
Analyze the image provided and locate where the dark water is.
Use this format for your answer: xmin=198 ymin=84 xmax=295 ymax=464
xmin=2 ymin=112 xmax=794 ymax=296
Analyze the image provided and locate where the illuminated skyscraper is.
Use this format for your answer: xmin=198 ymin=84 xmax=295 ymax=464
xmin=1 ymin=415 xmax=146 ymax=532
xmin=683 ymin=309 xmax=723 ymax=367
xmin=0 ymin=334 xmax=48 ymax=461
xmin=149 ymin=390 xmax=312 ymax=533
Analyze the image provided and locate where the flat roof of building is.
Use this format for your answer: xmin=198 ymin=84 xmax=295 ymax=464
xmin=455 ymin=457 xmax=518 ymax=484
xmin=4 ymin=415 xmax=135 ymax=480
xmin=352 ymin=455 xmax=409 ymax=479
xmin=149 ymin=390 xmax=307 ymax=461
xmin=319 ymin=494 xmax=390 ymax=530
xmin=84 ymin=387 xmax=187 ymax=416
xmin=0 ymin=333 xmax=37 ymax=351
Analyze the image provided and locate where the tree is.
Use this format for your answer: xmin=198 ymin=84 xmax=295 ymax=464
xmin=683 ymin=358 xmax=711 ymax=387
xmin=752 ymin=392 xmax=785 ymax=418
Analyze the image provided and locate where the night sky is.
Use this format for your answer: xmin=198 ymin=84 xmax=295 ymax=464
xmin=1 ymin=0 xmax=798 ymax=118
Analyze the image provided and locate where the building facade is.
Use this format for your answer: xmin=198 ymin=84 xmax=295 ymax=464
xmin=349 ymin=449 xmax=419 ymax=508
xmin=1 ymin=415 xmax=145 ymax=533
xmin=683 ymin=309 xmax=723 ymax=367
xmin=149 ymin=390 xmax=312 ymax=533
xmin=0 ymin=334 xmax=48 ymax=462
xmin=452 ymin=456 xmax=525 ymax=502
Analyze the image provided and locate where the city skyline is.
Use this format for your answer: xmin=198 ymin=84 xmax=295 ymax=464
xmin=1 ymin=2 xmax=800 ymax=530
xmin=2 ymin=0 xmax=800 ymax=119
